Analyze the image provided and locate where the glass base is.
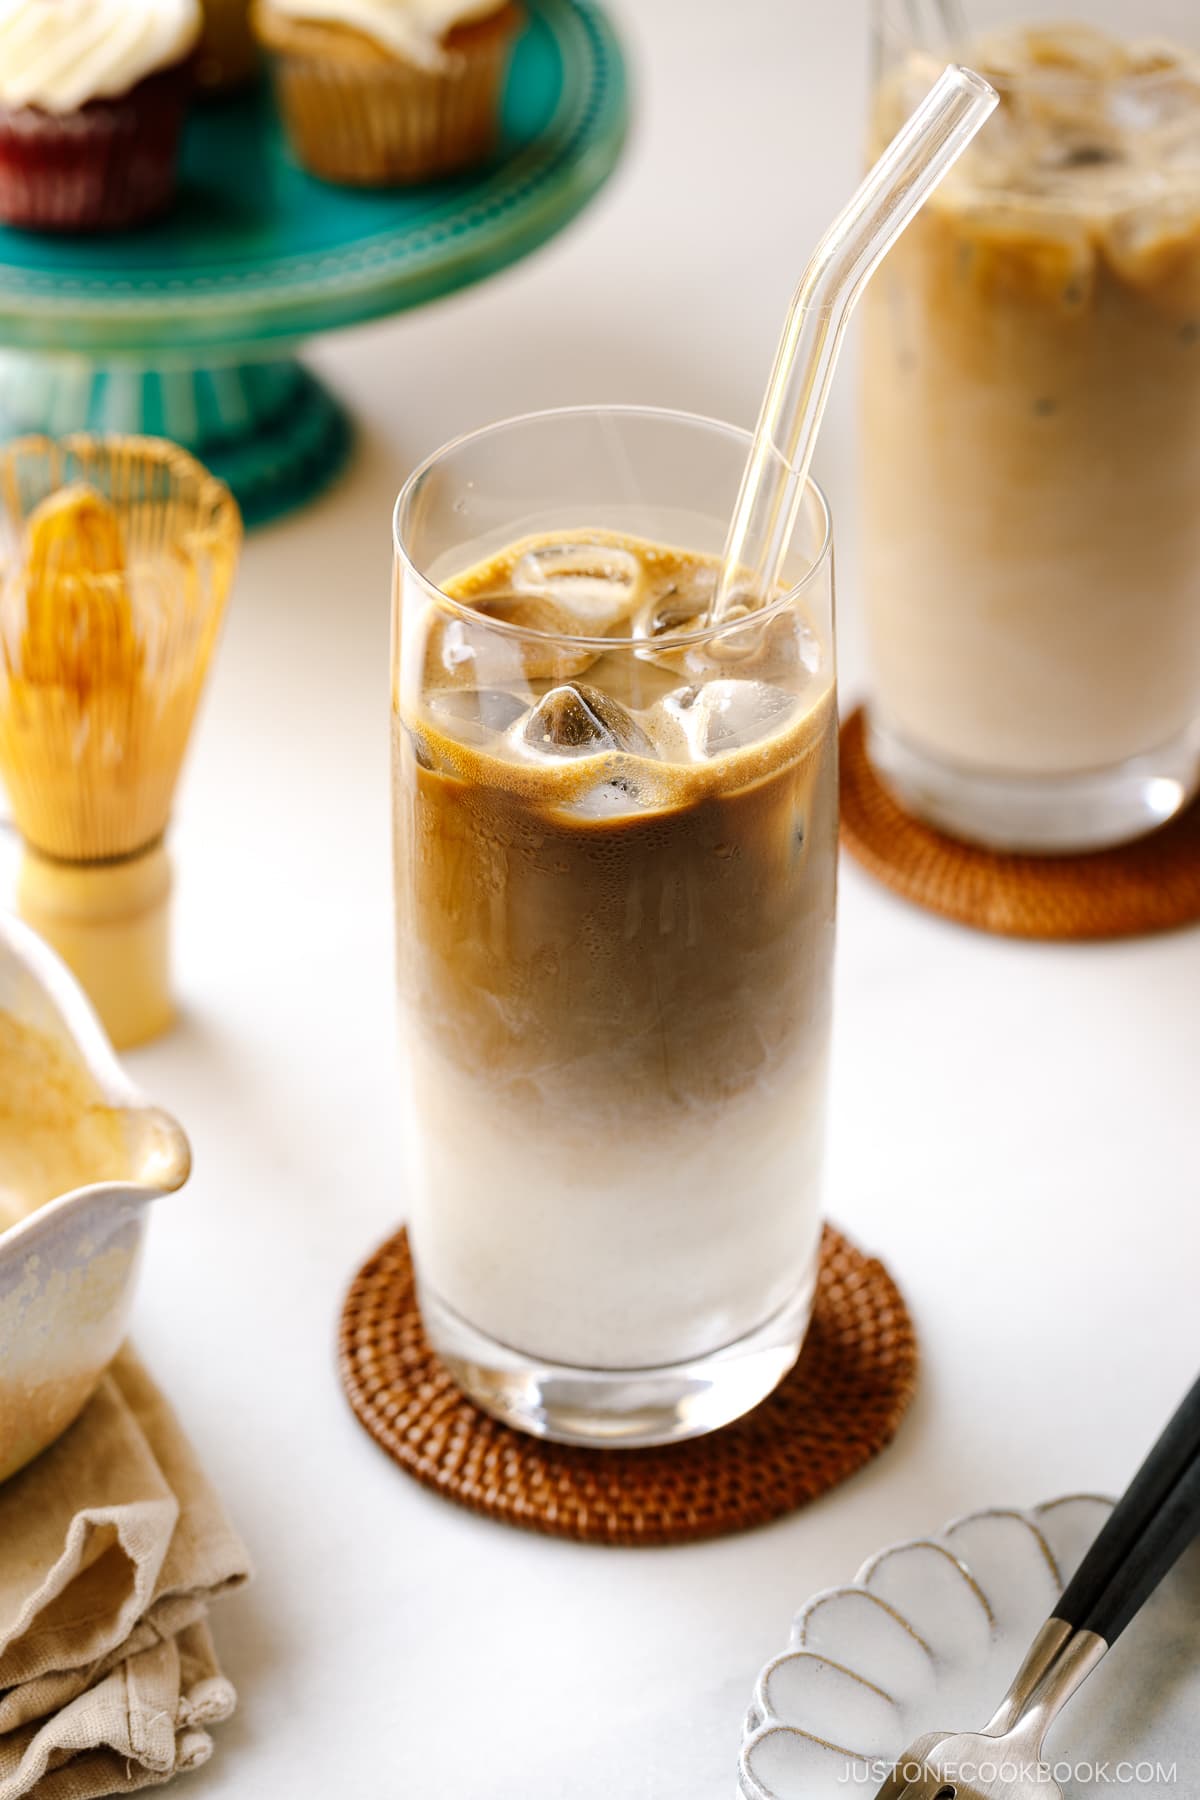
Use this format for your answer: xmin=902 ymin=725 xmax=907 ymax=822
xmin=867 ymin=714 xmax=1200 ymax=854
xmin=417 ymin=1274 xmax=818 ymax=1448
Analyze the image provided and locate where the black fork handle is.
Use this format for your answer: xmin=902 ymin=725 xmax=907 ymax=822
xmin=1055 ymin=1371 xmax=1200 ymax=1646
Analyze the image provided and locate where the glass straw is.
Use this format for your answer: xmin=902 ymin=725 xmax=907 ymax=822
xmin=710 ymin=64 xmax=997 ymax=622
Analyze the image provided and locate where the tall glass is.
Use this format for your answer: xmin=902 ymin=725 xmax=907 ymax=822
xmin=391 ymin=407 xmax=838 ymax=1446
xmin=863 ymin=0 xmax=1200 ymax=851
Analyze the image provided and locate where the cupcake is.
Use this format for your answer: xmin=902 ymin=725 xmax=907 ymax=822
xmin=0 ymin=0 xmax=202 ymax=232
xmin=197 ymin=0 xmax=260 ymax=91
xmin=252 ymin=0 xmax=523 ymax=185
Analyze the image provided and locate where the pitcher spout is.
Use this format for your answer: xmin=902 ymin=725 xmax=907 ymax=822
xmin=119 ymin=1103 xmax=192 ymax=1197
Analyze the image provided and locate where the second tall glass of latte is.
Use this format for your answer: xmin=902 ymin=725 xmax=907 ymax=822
xmin=865 ymin=1 xmax=1200 ymax=851
xmin=392 ymin=407 xmax=837 ymax=1445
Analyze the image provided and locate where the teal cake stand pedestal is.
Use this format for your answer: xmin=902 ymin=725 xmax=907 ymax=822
xmin=0 ymin=356 xmax=351 ymax=524
xmin=0 ymin=0 xmax=627 ymax=527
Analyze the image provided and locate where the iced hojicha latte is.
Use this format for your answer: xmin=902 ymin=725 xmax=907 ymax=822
xmin=392 ymin=410 xmax=838 ymax=1445
xmin=863 ymin=17 xmax=1200 ymax=849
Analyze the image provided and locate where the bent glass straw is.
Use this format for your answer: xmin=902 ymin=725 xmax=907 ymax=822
xmin=710 ymin=64 xmax=997 ymax=622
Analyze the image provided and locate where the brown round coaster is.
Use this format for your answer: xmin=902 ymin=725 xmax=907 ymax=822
xmin=840 ymin=707 xmax=1200 ymax=942
xmin=338 ymin=1224 xmax=917 ymax=1547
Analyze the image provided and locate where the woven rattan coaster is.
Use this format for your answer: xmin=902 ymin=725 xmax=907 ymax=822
xmin=840 ymin=707 xmax=1200 ymax=941
xmin=340 ymin=1223 xmax=916 ymax=1547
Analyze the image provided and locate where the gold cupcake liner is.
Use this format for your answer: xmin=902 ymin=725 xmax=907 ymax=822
xmin=0 ymin=435 xmax=242 ymax=864
xmin=254 ymin=4 xmax=522 ymax=185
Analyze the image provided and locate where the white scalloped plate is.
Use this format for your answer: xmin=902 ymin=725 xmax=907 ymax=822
xmin=741 ymin=1498 xmax=1200 ymax=1800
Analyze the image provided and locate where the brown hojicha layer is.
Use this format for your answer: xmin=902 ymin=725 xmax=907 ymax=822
xmin=394 ymin=536 xmax=838 ymax=1126
xmin=862 ymin=26 xmax=1200 ymax=778
xmin=253 ymin=1 xmax=524 ymax=184
xmin=395 ymin=706 xmax=837 ymax=1123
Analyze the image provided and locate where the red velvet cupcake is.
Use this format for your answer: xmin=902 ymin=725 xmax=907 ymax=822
xmin=0 ymin=1 xmax=202 ymax=232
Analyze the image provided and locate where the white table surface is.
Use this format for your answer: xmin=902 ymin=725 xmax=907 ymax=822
xmin=7 ymin=4 xmax=1200 ymax=1794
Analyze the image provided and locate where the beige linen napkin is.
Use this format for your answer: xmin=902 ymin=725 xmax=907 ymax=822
xmin=0 ymin=1350 xmax=251 ymax=1799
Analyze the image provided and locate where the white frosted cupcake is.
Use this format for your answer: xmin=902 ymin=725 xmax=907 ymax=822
xmin=0 ymin=0 xmax=202 ymax=231
xmin=252 ymin=0 xmax=523 ymax=185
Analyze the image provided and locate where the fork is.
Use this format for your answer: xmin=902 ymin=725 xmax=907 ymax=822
xmin=874 ymin=1371 xmax=1200 ymax=1800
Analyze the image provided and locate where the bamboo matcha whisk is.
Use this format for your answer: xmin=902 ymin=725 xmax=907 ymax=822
xmin=0 ymin=435 xmax=241 ymax=1048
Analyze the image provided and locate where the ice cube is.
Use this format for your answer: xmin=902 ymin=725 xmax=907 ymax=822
xmin=1119 ymin=46 xmax=1200 ymax=163
xmin=1157 ymin=119 xmax=1200 ymax=176
xmin=433 ymin=616 xmax=478 ymax=674
xmin=422 ymin=598 xmax=595 ymax=690
xmin=553 ymin=760 xmax=681 ymax=818
xmin=636 ymin=583 xmax=821 ymax=686
xmin=1102 ymin=195 xmax=1200 ymax=287
xmin=707 ymin=608 xmax=822 ymax=678
xmin=961 ymin=207 xmax=1097 ymax=312
xmin=1118 ymin=64 xmax=1200 ymax=176
xmin=658 ymin=680 xmax=800 ymax=760
xmin=559 ymin=777 xmax=648 ymax=819
xmin=513 ymin=682 xmax=655 ymax=761
xmin=1020 ymin=25 xmax=1128 ymax=81
xmin=398 ymin=721 xmax=434 ymax=771
xmin=632 ymin=561 xmax=720 ymax=645
xmin=1037 ymin=133 xmax=1126 ymax=178
xmin=1126 ymin=38 xmax=1191 ymax=80
xmin=510 ymin=541 xmax=644 ymax=632
xmin=427 ymin=686 xmax=527 ymax=746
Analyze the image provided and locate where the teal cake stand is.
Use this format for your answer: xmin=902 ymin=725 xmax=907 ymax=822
xmin=0 ymin=0 xmax=627 ymax=525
